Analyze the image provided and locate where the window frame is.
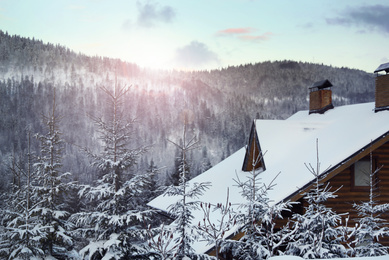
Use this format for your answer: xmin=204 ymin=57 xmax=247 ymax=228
xmin=350 ymin=156 xmax=378 ymax=191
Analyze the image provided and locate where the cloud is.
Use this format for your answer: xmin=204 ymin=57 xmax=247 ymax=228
xmin=216 ymin=27 xmax=273 ymax=42
xmin=173 ymin=41 xmax=220 ymax=69
xmin=326 ymin=5 xmax=389 ymax=34
xmin=122 ymin=19 xmax=133 ymax=30
xmin=239 ymin=32 xmax=273 ymax=42
xmin=381 ymin=57 xmax=389 ymax=64
xmin=300 ymin=22 xmax=314 ymax=29
xmin=136 ymin=1 xmax=176 ymax=28
xmin=217 ymin=27 xmax=255 ymax=35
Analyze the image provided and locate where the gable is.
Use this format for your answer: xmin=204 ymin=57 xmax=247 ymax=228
xmin=242 ymin=121 xmax=266 ymax=172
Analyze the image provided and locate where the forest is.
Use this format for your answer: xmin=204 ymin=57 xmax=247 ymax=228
xmin=0 ymin=31 xmax=383 ymax=259
xmin=0 ymin=30 xmax=375 ymax=188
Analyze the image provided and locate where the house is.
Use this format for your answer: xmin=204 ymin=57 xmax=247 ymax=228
xmin=148 ymin=62 xmax=389 ymax=256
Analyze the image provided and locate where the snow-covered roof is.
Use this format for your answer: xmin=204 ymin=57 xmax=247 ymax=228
xmin=374 ymin=62 xmax=389 ymax=74
xmin=148 ymin=102 xmax=389 ymax=254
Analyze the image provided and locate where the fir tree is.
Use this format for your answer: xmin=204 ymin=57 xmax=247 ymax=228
xmin=351 ymin=151 xmax=389 ymax=256
xmin=224 ymin=164 xmax=292 ymax=259
xmin=163 ymin=117 xmax=210 ymax=259
xmin=196 ymin=188 xmax=235 ymax=259
xmin=145 ymin=158 xmax=160 ymax=199
xmin=170 ymin=146 xmax=190 ymax=186
xmin=286 ymin=140 xmax=347 ymax=259
xmin=200 ymin=146 xmax=212 ymax=174
xmin=221 ymin=126 xmax=294 ymax=260
xmin=146 ymin=223 xmax=180 ymax=260
xmin=32 ymin=90 xmax=76 ymax=258
xmin=70 ymin=81 xmax=153 ymax=259
xmin=0 ymin=132 xmax=47 ymax=259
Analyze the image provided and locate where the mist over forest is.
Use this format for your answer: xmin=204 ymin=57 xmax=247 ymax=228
xmin=0 ymin=30 xmax=375 ymax=191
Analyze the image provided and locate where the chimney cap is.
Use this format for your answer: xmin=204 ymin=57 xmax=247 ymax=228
xmin=374 ymin=62 xmax=389 ymax=74
xmin=309 ymin=79 xmax=333 ymax=91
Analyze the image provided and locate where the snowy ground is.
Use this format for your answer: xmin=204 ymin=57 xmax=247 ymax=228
xmin=269 ymin=256 xmax=389 ymax=260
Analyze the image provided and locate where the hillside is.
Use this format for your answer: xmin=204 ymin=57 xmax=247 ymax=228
xmin=0 ymin=31 xmax=376 ymax=189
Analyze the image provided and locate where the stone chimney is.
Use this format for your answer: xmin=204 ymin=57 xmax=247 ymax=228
xmin=374 ymin=62 xmax=389 ymax=112
xmin=309 ymin=79 xmax=334 ymax=114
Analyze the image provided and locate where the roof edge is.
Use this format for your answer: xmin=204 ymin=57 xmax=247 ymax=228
xmin=283 ymin=131 xmax=389 ymax=203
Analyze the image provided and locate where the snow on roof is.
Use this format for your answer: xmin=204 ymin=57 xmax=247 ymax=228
xmin=269 ymin=255 xmax=389 ymax=260
xmin=148 ymin=102 xmax=389 ymax=254
xmin=309 ymin=79 xmax=333 ymax=90
xmin=374 ymin=62 xmax=389 ymax=74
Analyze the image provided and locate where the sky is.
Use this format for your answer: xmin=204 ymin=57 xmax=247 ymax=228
xmin=1 ymin=0 xmax=388 ymax=72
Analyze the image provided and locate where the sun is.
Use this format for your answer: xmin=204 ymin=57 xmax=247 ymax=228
xmin=122 ymin=41 xmax=173 ymax=70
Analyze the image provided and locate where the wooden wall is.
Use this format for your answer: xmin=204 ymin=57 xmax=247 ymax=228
xmin=222 ymin=140 xmax=389 ymax=255
xmin=316 ymin=140 xmax=389 ymax=245
xmin=242 ymin=124 xmax=264 ymax=172
xmin=275 ymin=140 xmax=389 ymax=244
xmin=324 ymin=141 xmax=389 ymax=221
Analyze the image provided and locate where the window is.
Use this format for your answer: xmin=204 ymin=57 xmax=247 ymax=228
xmin=351 ymin=157 xmax=378 ymax=191
xmin=354 ymin=160 xmax=370 ymax=187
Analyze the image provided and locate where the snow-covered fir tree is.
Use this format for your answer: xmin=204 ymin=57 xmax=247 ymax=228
xmin=32 ymin=90 xmax=76 ymax=258
xmin=219 ymin=125 xmax=295 ymax=260
xmin=162 ymin=118 xmax=211 ymax=259
xmin=144 ymin=158 xmax=161 ymax=199
xmin=221 ymin=147 xmax=293 ymax=260
xmin=196 ymin=188 xmax=235 ymax=259
xmin=199 ymin=147 xmax=212 ymax=174
xmin=170 ymin=147 xmax=191 ymax=186
xmin=350 ymin=151 xmax=389 ymax=257
xmin=1 ymin=91 xmax=77 ymax=258
xmin=70 ymin=81 xmax=154 ymax=259
xmin=286 ymin=140 xmax=348 ymax=259
xmin=0 ymin=132 xmax=48 ymax=259
xmin=146 ymin=222 xmax=180 ymax=260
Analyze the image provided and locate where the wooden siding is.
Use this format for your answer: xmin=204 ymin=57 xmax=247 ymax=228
xmin=211 ymin=139 xmax=389 ymax=256
xmin=275 ymin=139 xmax=389 ymax=245
xmin=308 ymin=140 xmax=389 ymax=246
xmin=376 ymin=74 xmax=389 ymax=110
xmin=243 ymin=137 xmax=263 ymax=171
xmin=242 ymin=123 xmax=265 ymax=172
xmin=288 ymin=134 xmax=389 ymax=203
xmin=323 ymin=141 xmax=389 ymax=222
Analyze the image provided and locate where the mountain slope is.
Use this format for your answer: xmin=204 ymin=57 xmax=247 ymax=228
xmin=0 ymin=31 xmax=375 ymax=189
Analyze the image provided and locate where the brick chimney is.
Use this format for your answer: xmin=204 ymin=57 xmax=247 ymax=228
xmin=374 ymin=62 xmax=389 ymax=112
xmin=309 ymin=79 xmax=334 ymax=114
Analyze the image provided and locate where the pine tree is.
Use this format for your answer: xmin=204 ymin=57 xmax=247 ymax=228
xmin=32 ymin=90 xmax=76 ymax=258
xmin=196 ymin=188 xmax=235 ymax=259
xmin=163 ymin=117 xmax=211 ymax=259
xmin=170 ymin=146 xmax=190 ymax=186
xmin=286 ymin=140 xmax=347 ymax=259
xmin=221 ymin=124 xmax=295 ymax=260
xmin=1 ymin=91 xmax=77 ymax=258
xmin=146 ymin=223 xmax=180 ymax=260
xmin=200 ymin=146 xmax=212 ymax=174
xmin=70 ymin=81 xmax=153 ymax=259
xmin=351 ymin=151 xmax=389 ymax=257
xmin=0 ymin=132 xmax=47 ymax=259
xmin=146 ymin=158 xmax=158 ymax=192
xmin=224 ymin=163 xmax=292 ymax=259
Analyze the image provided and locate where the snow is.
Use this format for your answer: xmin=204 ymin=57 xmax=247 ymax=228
xmin=269 ymin=256 xmax=304 ymax=260
xmin=148 ymin=102 xmax=389 ymax=254
xmin=269 ymin=256 xmax=389 ymax=260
